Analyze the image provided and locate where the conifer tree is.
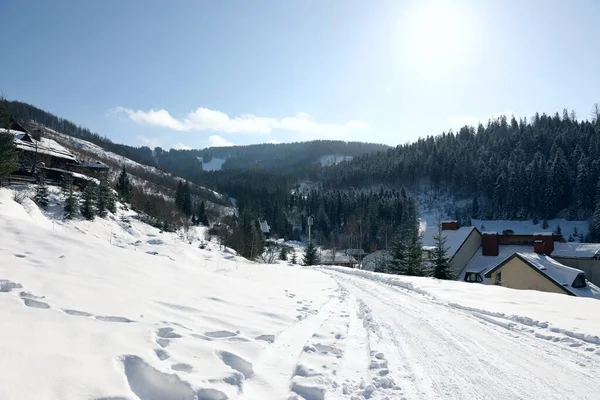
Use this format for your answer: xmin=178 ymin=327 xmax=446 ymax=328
xmin=280 ymin=246 xmax=288 ymax=261
xmin=81 ymin=183 xmax=96 ymax=220
xmin=197 ymin=200 xmax=209 ymax=226
xmin=291 ymin=251 xmax=298 ymax=265
xmin=96 ymin=177 xmax=115 ymax=217
xmin=0 ymin=98 xmax=18 ymax=181
xmin=303 ymin=240 xmax=319 ymax=266
xmin=34 ymin=169 xmax=49 ymax=209
xmin=182 ymin=181 xmax=193 ymax=217
xmin=432 ymin=222 xmax=452 ymax=279
xmin=116 ymin=166 xmax=131 ymax=203
xmin=63 ymin=175 xmax=78 ymax=220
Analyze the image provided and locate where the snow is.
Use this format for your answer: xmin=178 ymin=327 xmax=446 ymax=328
xmin=553 ymin=242 xmax=600 ymax=259
xmin=3 ymin=128 xmax=78 ymax=162
xmin=199 ymin=157 xmax=227 ymax=172
xmin=3 ymin=185 xmax=600 ymax=400
xmin=473 ymin=218 xmax=590 ymax=238
xmin=421 ymin=226 xmax=476 ymax=259
xmin=319 ymin=155 xmax=353 ymax=167
xmin=460 ymin=245 xmax=525 ymax=280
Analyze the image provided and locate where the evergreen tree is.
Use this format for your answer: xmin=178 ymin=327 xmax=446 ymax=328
xmin=116 ymin=166 xmax=131 ymax=203
xmin=291 ymin=251 xmax=298 ymax=265
xmin=554 ymin=224 xmax=562 ymax=235
xmin=34 ymin=169 xmax=49 ymax=209
xmin=182 ymin=181 xmax=193 ymax=217
xmin=197 ymin=200 xmax=209 ymax=226
xmin=389 ymin=230 xmax=407 ymax=274
xmin=280 ymin=246 xmax=288 ymax=261
xmin=63 ymin=176 xmax=79 ymax=220
xmin=175 ymin=181 xmax=184 ymax=211
xmin=81 ymin=183 xmax=97 ymax=220
xmin=96 ymin=177 xmax=115 ymax=217
xmin=471 ymin=197 xmax=480 ymax=219
xmin=0 ymin=98 xmax=18 ymax=181
xmin=432 ymin=222 xmax=452 ymax=279
xmin=303 ymin=240 xmax=319 ymax=266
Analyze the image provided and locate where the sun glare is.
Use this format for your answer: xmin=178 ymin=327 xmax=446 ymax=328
xmin=401 ymin=1 xmax=472 ymax=76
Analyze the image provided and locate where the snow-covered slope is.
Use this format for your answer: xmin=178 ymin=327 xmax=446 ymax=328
xmin=199 ymin=157 xmax=227 ymax=172
xmin=2 ymin=186 xmax=600 ymax=400
xmin=319 ymin=155 xmax=353 ymax=167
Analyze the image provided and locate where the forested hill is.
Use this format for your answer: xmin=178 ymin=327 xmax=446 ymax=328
xmin=6 ymin=101 xmax=388 ymax=179
xmin=320 ymin=109 xmax=600 ymax=221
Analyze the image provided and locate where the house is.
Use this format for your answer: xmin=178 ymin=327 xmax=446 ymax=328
xmin=71 ymin=161 xmax=110 ymax=179
xmin=483 ymin=252 xmax=600 ymax=298
xmin=3 ymin=119 xmax=78 ymax=172
xmin=362 ymin=250 xmax=392 ymax=272
xmin=259 ymin=220 xmax=271 ymax=236
xmin=345 ymin=248 xmax=367 ymax=266
xmin=421 ymin=221 xmax=482 ymax=278
xmin=319 ymin=249 xmax=358 ymax=268
xmin=550 ymin=242 xmax=600 ymax=286
xmin=457 ymin=230 xmax=600 ymax=286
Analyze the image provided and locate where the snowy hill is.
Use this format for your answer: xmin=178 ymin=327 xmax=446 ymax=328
xmin=2 ymin=186 xmax=600 ymax=399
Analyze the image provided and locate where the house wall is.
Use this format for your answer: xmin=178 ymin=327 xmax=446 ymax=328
xmin=451 ymin=230 xmax=482 ymax=278
xmin=553 ymin=258 xmax=600 ymax=287
xmin=486 ymin=257 xmax=568 ymax=295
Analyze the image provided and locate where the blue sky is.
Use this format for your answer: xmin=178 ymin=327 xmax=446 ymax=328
xmin=1 ymin=0 xmax=599 ymax=149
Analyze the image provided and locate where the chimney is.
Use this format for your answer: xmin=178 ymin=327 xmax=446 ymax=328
xmin=482 ymin=232 xmax=499 ymax=256
xmin=533 ymin=233 xmax=554 ymax=255
xmin=442 ymin=220 xmax=460 ymax=231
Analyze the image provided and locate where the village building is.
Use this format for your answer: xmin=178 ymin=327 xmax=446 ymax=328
xmin=421 ymin=221 xmax=482 ymax=278
xmin=483 ymin=252 xmax=600 ymax=298
xmin=319 ymin=249 xmax=358 ymax=268
xmin=4 ymin=119 xmax=78 ymax=173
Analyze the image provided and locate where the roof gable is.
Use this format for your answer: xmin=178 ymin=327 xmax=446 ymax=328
xmin=484 ymin=253 xmax=576 ymax=296
xmin=421 ymin=226 xmax=480 ymax=260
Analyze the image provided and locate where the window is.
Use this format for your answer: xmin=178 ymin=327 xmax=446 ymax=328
xmin=464 ymin=272 xmax=482 ymax=283
xmin=572 ymin=273 xmax=587 ymax=288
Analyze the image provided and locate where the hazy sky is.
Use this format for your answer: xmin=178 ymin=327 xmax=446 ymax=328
xmin=1 ymin=0 xmax=599 ymax=149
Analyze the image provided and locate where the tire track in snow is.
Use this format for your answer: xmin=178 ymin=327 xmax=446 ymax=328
xmin=331 ymin=272 xmax=600 ymax=400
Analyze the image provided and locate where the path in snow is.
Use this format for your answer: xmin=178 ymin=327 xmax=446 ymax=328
xmin=325 ymin=270 xmax=600 ymax=400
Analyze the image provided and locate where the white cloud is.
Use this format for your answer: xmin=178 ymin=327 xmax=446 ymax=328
xmin=266 ymin=140 xmax=280 ymax=144
xmin=208 ymin=135 xmax=234 ymax=147
xmin=114 ymin=106 xmax=371 ymax=136
xmin=173 ymin=142 xmax=192 ymax=150
xmin=447 ymin=110 xmax=518 ymax=130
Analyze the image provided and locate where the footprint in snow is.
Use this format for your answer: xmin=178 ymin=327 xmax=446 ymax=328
xmin=0 ymin=280 xmax=22 ymax=292
xmin=171 ymin=363 xmax=193 ymax=373
xmin=63 ymin=309 xmax=93 ymax=317
xmin=23 ymin=298 xmax=50 ymax=309
xmin=204 ymin=330 xmax=238 ymax=339
xmin=155 ymin=349 xmax=170 ymax=361
xmin=96 ymin=316 xmax=134 ymax=323
xmin=14 ymin=254 xmax=26 ymax=258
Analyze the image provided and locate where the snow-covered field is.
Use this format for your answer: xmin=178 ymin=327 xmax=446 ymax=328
xmin=319 ymin=155 xmax=353 ymax=167
xmin=198 ymin=157 xmax=228 ymax=172
xmin=2 ymin=186 xmax=600 ymax=400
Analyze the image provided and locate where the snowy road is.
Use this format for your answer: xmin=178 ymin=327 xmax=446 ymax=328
xmin=275 ymin=269 xmax=600 ymax=400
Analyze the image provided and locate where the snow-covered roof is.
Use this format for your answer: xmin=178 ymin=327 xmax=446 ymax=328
xmin=552 ymin=243 xmax=600 ymax=259
xmin=259 ymin=220 xmax=270 ymax=233
xmin=80 ymin=161 xmax=109 ymax=169
xmin=509 ymin=253 xmax=600 ymax=299
xmin=319 ymin=250 xmax=357 ymax=265
xmin=345 ymin=248 xmax=366 ymax=256
xmin=3 ymin=128 xmax=78 ymax=162
xmin=460 ymin=245 xmax=526 ymax=281
xmin=361 ymin=250 xmax=392 ymax=271
xmin=533 ymin=232 xmax=554 ymax=236
xmin=421 ymin=226 xmax=479 ymax=260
